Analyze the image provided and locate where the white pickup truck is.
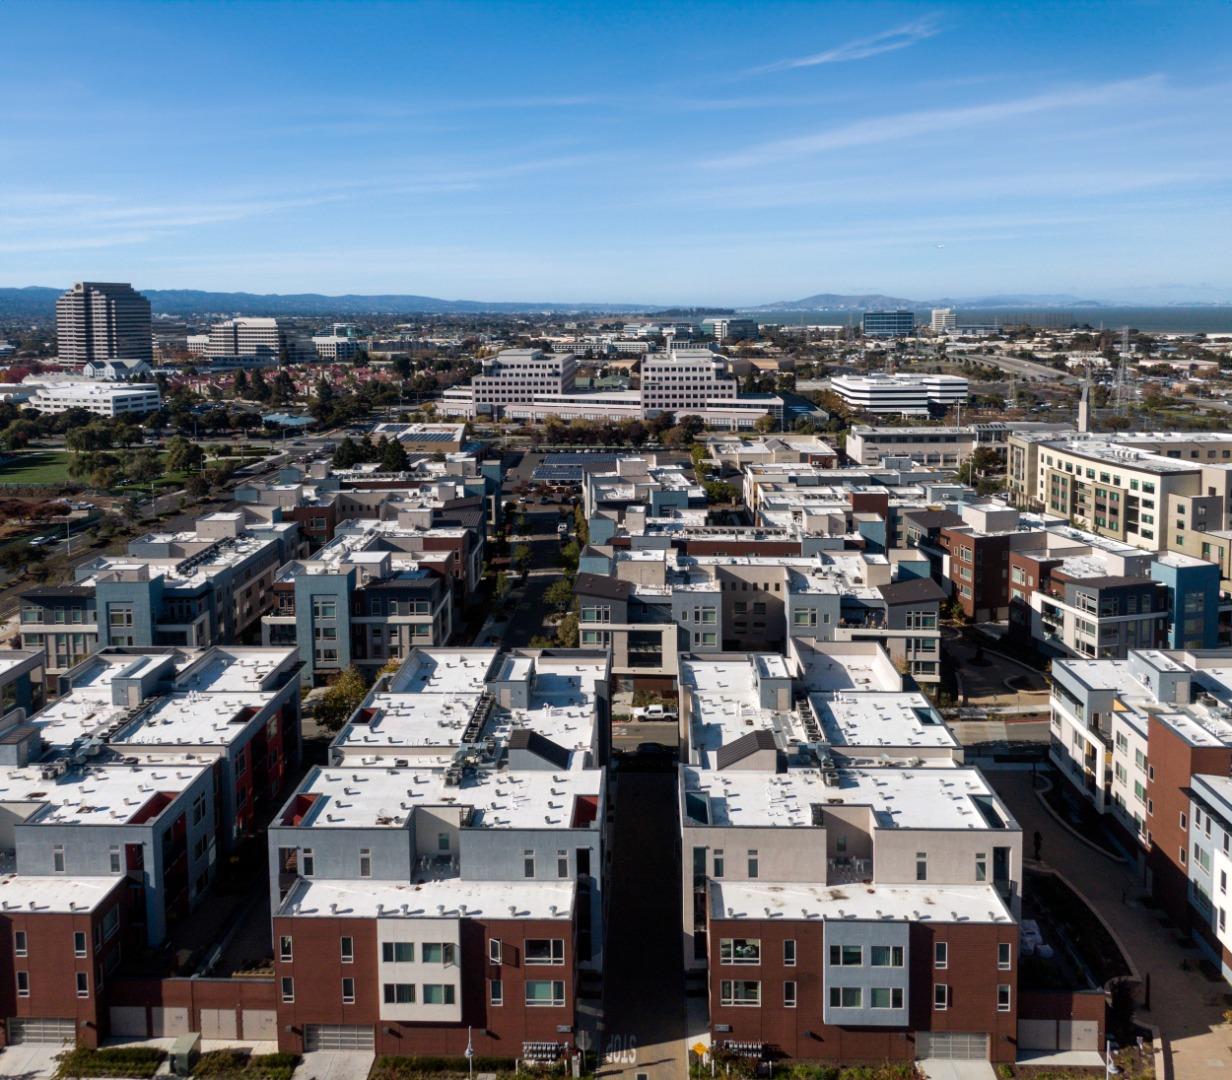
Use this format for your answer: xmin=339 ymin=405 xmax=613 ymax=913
xmin=631 ymin=704 xmax=679 ymax=721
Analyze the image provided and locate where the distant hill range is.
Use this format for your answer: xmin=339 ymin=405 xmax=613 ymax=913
xmin=1 ymin=285 xmax=1227 ymax=319
xmin=745 ymin=292 xmax=1114 ymax=312
xmin=0 ymin=287 xmax=651 ymax=318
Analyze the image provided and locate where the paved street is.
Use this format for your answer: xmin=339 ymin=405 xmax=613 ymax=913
xmin=989 ymin=769 xmax=1232 ymax=1080
xmin=600 ymin=769 xmax=686 ymax=1080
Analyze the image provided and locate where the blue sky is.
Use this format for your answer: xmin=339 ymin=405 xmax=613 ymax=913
xmin=1 ymin=0 xmax=1230 ymax=304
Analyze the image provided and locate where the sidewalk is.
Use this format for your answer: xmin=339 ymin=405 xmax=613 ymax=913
xmin=989 ymin=770 xmax=1232 ymax=1080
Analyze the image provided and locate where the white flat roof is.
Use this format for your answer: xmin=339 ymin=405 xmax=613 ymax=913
xmin=710 ymin=881 xmax=1013 ymax=924
xmin=812 ymin=692 xmax=958 ymax=753
xmin=294 ymin=764 xmax=601 ymax=830
xmin=683 ymin=765 xmax=1013 ymax=831
xmin=0 ymin=762 xmax=206 ymax=826
xmin=114 ymin=691 xmax=274 ymax=747
xmin=388 ymin=649 xmax=499 ymax=696
xmin=0 ymin=874 xmax=123 ymax=914
xmin=281 ymin=877 xmax=574 ymax=920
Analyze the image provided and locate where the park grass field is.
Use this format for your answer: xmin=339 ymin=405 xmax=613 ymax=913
xmin=0 ymin=449 xmax=72 ymax=485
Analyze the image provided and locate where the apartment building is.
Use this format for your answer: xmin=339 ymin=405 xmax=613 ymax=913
xmin=267 ymin=647 xmax=609 ymax=1057
xmin=583 ymin=457 xmax=706 ymax=545
xmin=705 ymin=436 xmax=838 ymax=472
xmin=673 ymin=648 xmax=1060 ymax=1064
xmin=55 ymin=282 xmax=153 ymax=364
xmin=1007 ymin=432 xmax=1232 ymax=558
xmin=264 ymin=521 xmax=463 ymax=683
xmin=81 ymin=358 xmax=153 ymax=381
xmin=829 ymin=374 xmax=968 ymax=416
xmin=0 ymin=644 xmax=301 ymax=949
xmin=21 ymin=514 xmax=298 ymax=682
xmin=575 ymin=546 xmax=943 ymax=689
xmin=205 ymin=317 xmax=315 ymax=363
xmin=26 ymin=381 xmax=161 ymax=417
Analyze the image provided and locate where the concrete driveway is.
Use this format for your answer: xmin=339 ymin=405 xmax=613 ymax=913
xmin=0 ymin=1042 xmax=66 ymax=1080
xmin=917 ymin=1059 xmax=995 ymax=1080
xmin=292 ymin=1050 xmax=375 ymax=1080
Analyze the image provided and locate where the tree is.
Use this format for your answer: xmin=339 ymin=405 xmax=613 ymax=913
xmin=250 ymin=369 xmax=271 ymax=403
xmin=233 ymin=370 xmax=250 ymax=398
xmin=333 ymin=436 xmax=362 ymax=468
xmin=125 ymin=451 xmax=163 ymax=488
xmin=379 ymin=438 xmax=409 ymax=472
xmin=544 ymin=577 xmax=574 ymax=612
xmin=166 ymin=436 xmax=205 ymax=473
xmin=315 ymin=667 xmax=369 ymax=733
xmin=704 ymin=480 xmax=738 ymax=505
xmin=555 ymin=610 xmax=579 ymax=648
xmin=494 ymin=570 xmax=510 ymax=602
xmin=311 ymin=377 xmax=336 ymax=422
xmin=753 ymin=414 xmax=777 ymax=434
xmin=185 ymin=474 xmax=211 ymax=500
xmin=512 ymin=544 xmax=532 ymax=577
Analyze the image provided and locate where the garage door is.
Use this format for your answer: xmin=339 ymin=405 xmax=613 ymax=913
xmin=242 ymin=1010 xmax=277 ymax=1041
xmin=304 ymin=1024 xmax=375 ymax=1051
xmin=1060 ymin=1020 xmax=1100 ymax=1051
xmin=918 ymin=1032 xmax=990 ymax=1060
xmin=200 ymin=1009 xmax=238 ymax=1039
xmin=151 ymin=1007 xmax=189 ymax=1037
xmin=110 ymin=1006 xmax=148 ymax=1038
xmin=8 ymin=1017 xmax=77 ymax=1045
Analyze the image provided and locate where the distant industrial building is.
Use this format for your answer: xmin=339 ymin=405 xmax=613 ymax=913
xmin=701 ymin=317 xmax=758 ymax=342
xmin=861 ymin=310 xmax=916 ymax=338
xmin=55 ymin=282 xmax=153 ymax=364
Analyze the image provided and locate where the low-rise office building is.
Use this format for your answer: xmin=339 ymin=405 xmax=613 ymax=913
xmin=25 ymin=381 xmax=161 ymax=417
xmin=829 ymin=375 xmax=968 ymax=416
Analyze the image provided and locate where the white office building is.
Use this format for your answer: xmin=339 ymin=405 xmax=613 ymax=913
xmin=931 ymin=308 xmax=957 ymax=333
xmin=27 ymin=380 xmax=162 ymax=417
xmin=206 ymin=318 xmax=314 ymax=362
xmin=640 ymin=349 xmax=738 ymax=414
xmin=829 ymin=373 xmax=968 ymax=415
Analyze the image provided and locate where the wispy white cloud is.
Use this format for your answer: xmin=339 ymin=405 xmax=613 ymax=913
xmin=746 ymin=16 xmax=941 ymax=75
xmin=709 ymin=76 xmax=1167 ymax=167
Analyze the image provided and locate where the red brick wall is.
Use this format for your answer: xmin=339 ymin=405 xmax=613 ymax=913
xmin=271 ymin=915 xmax=577 ymax=1057
xmin=706 ymin=917 xmax=1019 ymax=1063
xmin=1145 ymin=717 xmax=1232 ymax=926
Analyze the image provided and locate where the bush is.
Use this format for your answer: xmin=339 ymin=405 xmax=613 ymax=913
xmin=56 ymin=1047 xmax=166 ymax=1079
xmin=191 ymin=1051 xmax=300 ymax=1080
xmin=370 ymin=1056 xmax=518 ymax=1078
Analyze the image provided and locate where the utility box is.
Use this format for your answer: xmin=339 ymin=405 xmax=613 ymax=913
xmin=171 ymin=1032 xmax=200 ymax=1076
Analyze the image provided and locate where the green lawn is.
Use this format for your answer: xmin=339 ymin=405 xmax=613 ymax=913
xmin=0 ymin=449 xmax=72 ymax=485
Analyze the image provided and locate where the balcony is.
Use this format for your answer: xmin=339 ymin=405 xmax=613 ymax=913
xmin=827 ymin=855 xmax=872 ymax=884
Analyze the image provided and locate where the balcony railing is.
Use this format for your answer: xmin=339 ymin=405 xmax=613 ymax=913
xmin=827 ymin=855 xmax=871 ymax=884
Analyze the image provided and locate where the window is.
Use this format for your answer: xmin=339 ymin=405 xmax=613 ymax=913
xmin=783 ymin=939 xmax=796 ymax=967
xmin=340 ymin=936 xmax=354 ymax=963
xmin=53 ymin=845 xmax=65 ymax=873
xmin=526 ymin=939 xmax=565 ymax=965
xmin=1180 ymin=811 xmax=1188 ymax=830
xmin=870 ymin=987 xmax=904 ymax=1009
xmin=997 ymin=984 xmax=1012 ymax=1012
xmin=915 ymin=852 xmax=927 ymax=881
xmin=489 ymin=938 xmax=503 ymax=965
xmin=720 ymin=980 xmax=761 ymax=1007
xmin=998 ymin=942 xmax=1012 ymax=970
xmin=438 ymin=832 xmax=450 ymax=852
xmin=526 ymin=980 xmax=566 ymax=1006
xmin=74 ymin=930 xmax=87 ymax=957
xmin=975 ymin=853 xmax=987 ymax=882
xmin=870 ymin=945 xmax=904 ymax=967
xmin=720 ymin=939 xmax=761 ymax=965
xmin=829 ymin=945 xmax=862 ymax=966
xmin=281 ymin=977 xmax=295 ymax=1003
xmin=312 ymin=597 xmax=337 ymax=620
xmin=490 ymin=978 xmax=503 ymax=1006
xmin=14 ymin=931 xmax=27 ymax=957
xmin=359 ymin=849 xmax=372 ymax=878
xmin=784 ymin=981 xmax=797 ymax=1008
xmin=557 ymin=850 xmax=569 ymax=879
xmin=828 ymin=986 xmax=862 ymax=1009
xmin=110 ymin=847 xmax=122 ymax=874
xmin=934 ymin=942 xmax=948 ymax=969
xmin=382 ymin=942 xmax=414 ymax=963
xmin=301 ymin=849 xmax=314 ymax=877
xmin=933 ymin=984 xmax=948 ymax=1011
xmin=523 ymin=850 xmax=535 ymax=878
xmin=422 ymin=984 xmax=456 ymax=1005
xmin=279 ymin=936 xmax=293 ymax=962
xmin=422 ymin=943 xmax=455 ymax=964
xmin=747 ymin=849 xmax=759 ymax=878
xmin=342 ymin=977 xmax=355 ymax=1004
xmin=383 ymin=984 xmax=415 ymax=1004
xmin=16 ymin=970 xmax=29 ymax=997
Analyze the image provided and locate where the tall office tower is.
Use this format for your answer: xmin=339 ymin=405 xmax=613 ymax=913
xmin=55 ymin=282 xmax=154 ymax=363
xmin=930 ymin=307 xmax=957 ymax=332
